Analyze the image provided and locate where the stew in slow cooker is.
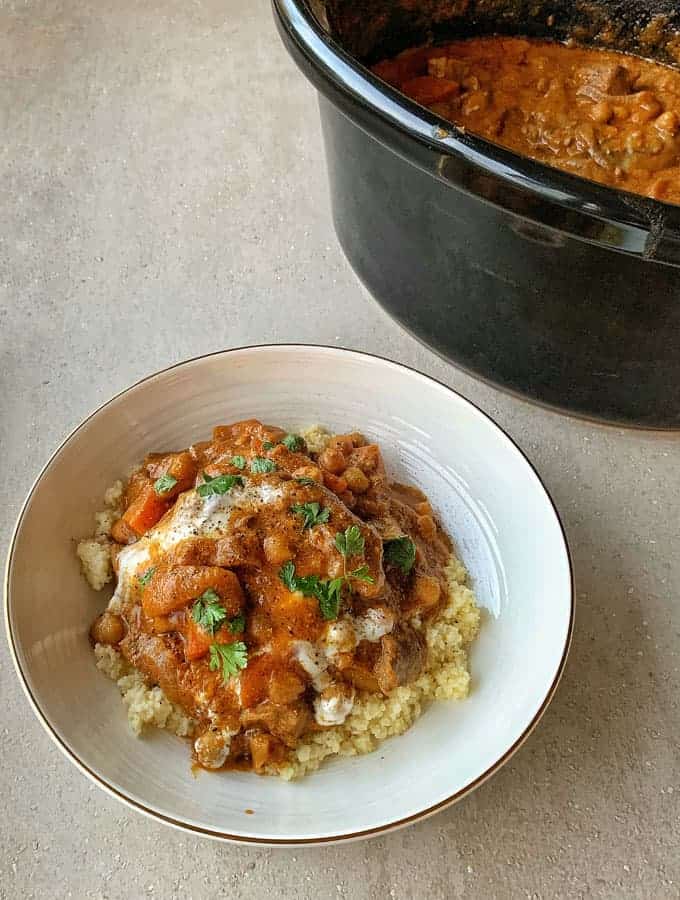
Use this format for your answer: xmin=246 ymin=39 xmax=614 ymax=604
xmin=373 ymin=37 xmax=680 ymax=204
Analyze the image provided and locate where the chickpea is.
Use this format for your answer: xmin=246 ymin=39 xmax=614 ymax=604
xmin=293 ymin=464 xmax=322 ymax=483
xmin=194 ymin=730 xmax=229 ymax=769
xmin=328 ymin=434 xmax=355 ymax=455
xmin=656 ymin=110 xmax=679 ymax=135
xmin=348 ymin=431 xmax=365 ymax=447
xmin=412 ymin=574 xmax=442 ymax=611
xmin=417 ymin=514 xmax=437 ymax=541
xmin=350 ymin=444 xmax=380 ymax=474
xmin=318 ymin=447 xmax=347 ymax=474
xmin=415 ymin=500 xmax=433 ymax=517
xmin=263 ymin=533 xmax=293 ymax=565
xmin=344 ymin=466 xmax=370 ymax=494
xmin=90 ymin=611 xmax=125 ymax=645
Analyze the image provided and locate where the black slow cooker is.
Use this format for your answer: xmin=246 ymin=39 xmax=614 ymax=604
xmin=273 ymin=0 xmax=680 ymax=427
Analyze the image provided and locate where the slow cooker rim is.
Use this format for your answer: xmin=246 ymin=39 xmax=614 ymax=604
xmin=274 ymin=0 xmax=680 ymax=263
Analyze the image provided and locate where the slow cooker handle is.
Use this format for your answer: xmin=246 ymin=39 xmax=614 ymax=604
xmin=646 ymin=210 xmax=680 ymax=266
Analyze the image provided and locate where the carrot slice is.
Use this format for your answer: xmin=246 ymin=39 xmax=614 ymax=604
xmin=122 ymin=484 xmax=170 ymax=536
xmin=184 ymin=615 xmax=241 ymax=661
xmin=146 ymin=451 xmax=197 ymax=495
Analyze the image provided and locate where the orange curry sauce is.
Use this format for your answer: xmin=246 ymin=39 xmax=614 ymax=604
xmin=91 ymin=421 xmax=452 ymax=774
xmin=373 ymin=37 xmax=680 ymax=203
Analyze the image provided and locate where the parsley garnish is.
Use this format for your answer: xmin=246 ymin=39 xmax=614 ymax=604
xmin=154 ymin=474 xmax=177 ymax=495
xmin=192 ymin=589 xmax=228 ymax=635
xmin=295 ymin=476 xmax=316 ymax=486
xmin=316 ymin=578 xmax=342 ymax=620
xmin=335 ymin=525 xmax=365 ymax=558
xmin=251 ymin=457 xmax=277 ymax=474
xmin=282 ymin=434 xmax=304 ymax=452
xmin=348 ymin=564 xmax=374 ymax=583
xmin=197 ymin=472 xmax=244 ymax=498
xmin=290 ymin=502 xmax=330 ymax=530
xmin=228 ymin=612 xmax=246 ymax=633
xmin=383 ymin=537 xmax=417 ymax=574
xmin=278 ymin=561 xmax=324 ymax=599
xmin=209 ymin=642 xmax=248 ymax=682
xmin=278 ymin=558 xmax=372 ymax=621
xmin=231 ymin=455 xmax=246 ymax=470
xmin=279 ymin=560 xmax=298 ymax=593
xmin=262 ymin=441 xmax=276 ymax=451
xmin=138 ymin=566 xmax=155 ymax=587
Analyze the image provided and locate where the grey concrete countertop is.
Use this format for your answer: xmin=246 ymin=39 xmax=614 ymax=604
xmin=1 ymin=2 xmax=678 ymax=897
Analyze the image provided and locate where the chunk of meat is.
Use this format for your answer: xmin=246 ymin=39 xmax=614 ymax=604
xmin=166 ymin=533 xmax=261 ymax=568
xmin=240 ymin=700 xmax=312 ymax=747
xmin=575 ymin=62 xmax=632 ymax=98
xmin=240 ymin=651 xmax=325 ymax=709
xmin=120 ymin=628 xmax=240 ymax=724
xmin=374 ymin=625 xmax=427 ymax=694
xmin=142 ymin=565 xmax=244 ymax=617
xmin=403 ymin=573 xmax=442 ymax=617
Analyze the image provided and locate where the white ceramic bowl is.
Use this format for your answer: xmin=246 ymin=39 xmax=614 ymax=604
xmin=5 ymin=346 xmax=573 ymax=845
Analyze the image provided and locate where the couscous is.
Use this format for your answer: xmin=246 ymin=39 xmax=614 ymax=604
xmin=79 ymin=422 xmax=480 ymax=779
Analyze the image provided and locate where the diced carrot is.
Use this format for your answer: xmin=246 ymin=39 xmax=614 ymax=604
xmin=122 ymin=484 xmax=170 ymax=536
xmin=184 ymin=616 xmax=241 ymax=662
xmin=146 ymin=451 xmax=197 ymax=494
xmin=185 ymin=618 xmax=212 ymax=660
xmin=401 ymin=76 xmax=460 ymax=105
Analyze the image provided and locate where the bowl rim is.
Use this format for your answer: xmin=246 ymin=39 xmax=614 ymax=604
xmin=4 ymin=343 xmax=575 ymax=845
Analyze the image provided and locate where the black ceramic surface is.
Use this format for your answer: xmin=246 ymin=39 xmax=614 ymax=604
xmin=273 ymin=0 xmax=680 ymax=427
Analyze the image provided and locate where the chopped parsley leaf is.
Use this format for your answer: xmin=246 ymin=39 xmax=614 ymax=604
xmin=251 ymin=457 xmax=277 ymax=474
xmin=209 ymin=642 xmax=248 ymax=682
xmin=282 ymin=434 xmax=304 ymax=452
xmin=138 ymin=566 xmax=155 ymax=587
xmin=290 ymin=502 xmax=330 ymax=530
xmin=278 ymin=561 xmax=345 ymax=621
xmin=383 ymin=537 xmax=417 ymax=574
xmin=349 ymin=564 xmax=375 ymax=584
xmin=154 ymin=474 xmax=177 ymax=495
xmin=317 ymin=577 xmax=343 ymax=620
xmin=279 ymin=560 xmax=297 ymax=593
xmin=295 ymin=476 xmax=316 ymax=486
xmin=230 ymin=455 xmax=246 ymax=470
xmin=197 ymin=472 xmax=244 ymax=498
xmin=228 ymin=612 xmax=246 ymax=634
xmin=192 ymin=590 xmax=228 ymax=635
xmin=335 ymin=524 xmax=365 ymax=558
